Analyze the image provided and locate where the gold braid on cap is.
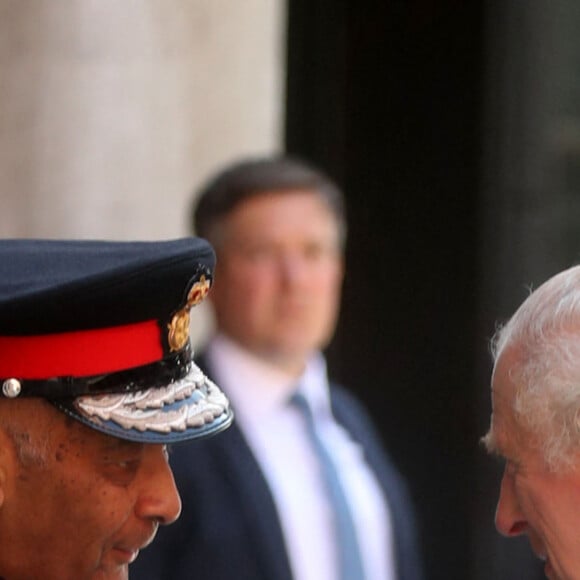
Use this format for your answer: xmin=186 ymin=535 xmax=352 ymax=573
xmin=167 ymin=275 xmax=211 ymax=352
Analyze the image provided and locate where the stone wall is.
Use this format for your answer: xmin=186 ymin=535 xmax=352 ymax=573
xmin=0 ymin=0 xmax=284 ymax=345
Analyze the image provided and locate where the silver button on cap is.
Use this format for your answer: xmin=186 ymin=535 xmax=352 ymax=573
xmin=2 ymin=378 xmax=22 ymax=398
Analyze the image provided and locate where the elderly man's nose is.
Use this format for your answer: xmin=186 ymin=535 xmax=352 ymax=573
xmin=495 ymin=466 xmax=527 ymax=537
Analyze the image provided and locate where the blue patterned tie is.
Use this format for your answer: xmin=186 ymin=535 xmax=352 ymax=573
xmin=290 ymin=392 xmax=366 ymax=580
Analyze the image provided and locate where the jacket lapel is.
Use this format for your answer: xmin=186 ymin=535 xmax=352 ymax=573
xmin=198 ymin=354 xmax=294 ymax=580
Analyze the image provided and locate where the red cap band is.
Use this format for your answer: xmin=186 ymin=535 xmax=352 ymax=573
xmin=0 ymin=320 xmax=164 ymax=379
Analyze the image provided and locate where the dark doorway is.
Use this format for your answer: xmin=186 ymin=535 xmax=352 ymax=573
xmin=286 ymin=3 xmax=485 ymax=579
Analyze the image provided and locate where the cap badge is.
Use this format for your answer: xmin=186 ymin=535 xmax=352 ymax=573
xmin=167 ymin=275 xmax=211 ymax=351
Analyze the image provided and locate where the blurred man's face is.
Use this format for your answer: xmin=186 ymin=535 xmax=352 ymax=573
xmin=0 ymin=400 xmax=182 ymax=580
xmin=484 ymin=348 xmax=580 ymax=580
xmin=209 ymin=190 xmax=344 ymax=373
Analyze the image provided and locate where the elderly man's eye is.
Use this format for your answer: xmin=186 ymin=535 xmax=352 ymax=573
xmin=504 ymin=459 xmax=521 ymax=477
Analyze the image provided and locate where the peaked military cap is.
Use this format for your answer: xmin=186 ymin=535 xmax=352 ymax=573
xmin=0 ymin=237 xmax=233 ymax=443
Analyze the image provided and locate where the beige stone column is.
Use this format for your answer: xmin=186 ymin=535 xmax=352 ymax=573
xmin=0 ymin=0 xmax=285 ymax=239
xmin=0 ymin=0 xmax=285 ymax=344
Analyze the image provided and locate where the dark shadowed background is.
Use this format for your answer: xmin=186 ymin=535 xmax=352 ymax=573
xmin=285 ymin=1 xmax=580 ymax=578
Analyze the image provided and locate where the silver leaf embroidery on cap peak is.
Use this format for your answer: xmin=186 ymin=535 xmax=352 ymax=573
xmin=75 ymin=369 xmax=229 ymax=433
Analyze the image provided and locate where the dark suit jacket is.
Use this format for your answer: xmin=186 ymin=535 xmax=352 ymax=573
xmin=131 ymin=356 xmax=424 ymax=580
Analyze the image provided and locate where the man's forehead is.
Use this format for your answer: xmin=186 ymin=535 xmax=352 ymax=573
xmin=484 ymin=410 xmax=507 ymax=457
xmin=483 ymin=393 xmax=508 ymax=457
xmin=9 ymin=400 xmax=139 ymax=449
xmin=60 ymin=412 xmax=146 ymax=451
xmin=484 ymin=349 xmax=520 ymax=457
xmin=489 ymin=362 xmax=542 ymax=466
xmin=0 ymin=396 xmax=56 ymax=424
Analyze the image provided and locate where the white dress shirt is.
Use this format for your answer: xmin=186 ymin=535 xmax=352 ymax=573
xmin=205 ymin=333 xmax=396 ymax=580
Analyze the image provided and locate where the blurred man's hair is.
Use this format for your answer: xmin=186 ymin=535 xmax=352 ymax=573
xmin=192 ymin=155 xmax=347 ymax=247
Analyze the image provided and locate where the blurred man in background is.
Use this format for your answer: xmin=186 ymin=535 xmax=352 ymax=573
xmin=132 ymin=155 xmax=423 ymax=580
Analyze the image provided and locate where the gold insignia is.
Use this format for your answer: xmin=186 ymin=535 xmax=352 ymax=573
xmin=185 ymin=275 xmax=211 ymax=307
xmin=167 ymin=275 xmax=211 ymax=352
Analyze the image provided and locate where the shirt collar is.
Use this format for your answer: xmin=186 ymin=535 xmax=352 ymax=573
xmin=205 ymin=333 xmax=331 ymax=423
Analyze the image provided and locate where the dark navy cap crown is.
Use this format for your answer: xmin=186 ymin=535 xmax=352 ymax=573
xmin=0 ymin=237 xmax=214 ymax=333
xmin=0 ymin=237 xmax=233 ymax=443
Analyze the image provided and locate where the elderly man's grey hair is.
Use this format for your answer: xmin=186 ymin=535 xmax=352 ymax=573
xmin=492 ymin=264 xmax=580 ymax=471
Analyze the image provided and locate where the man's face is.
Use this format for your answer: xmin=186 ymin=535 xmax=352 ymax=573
xmin=485 ymin=348 xmax=580 ymax=580
xmin=209 ymin=190 xmax=344 ymax=371
xmin=0 ymin=400 xmax=181 ymax=580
